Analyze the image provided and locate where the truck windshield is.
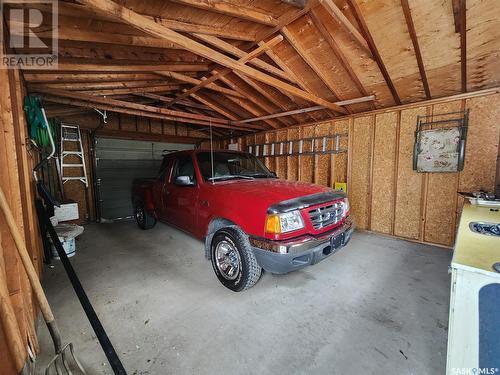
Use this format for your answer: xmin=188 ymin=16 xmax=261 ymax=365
xmin=197 ymin=152 xmax=275 ymax=181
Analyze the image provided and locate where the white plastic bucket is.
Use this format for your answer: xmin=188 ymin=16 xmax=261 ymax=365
xmin=51 ymin=236 xmax=76 ymax=259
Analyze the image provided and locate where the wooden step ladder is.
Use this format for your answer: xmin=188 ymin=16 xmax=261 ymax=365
xmin=60 ymin=124 xmax=88 ymax=187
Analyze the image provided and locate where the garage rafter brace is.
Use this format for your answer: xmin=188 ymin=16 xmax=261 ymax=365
xmin=51 ymin=0 xmax=375 ymax=129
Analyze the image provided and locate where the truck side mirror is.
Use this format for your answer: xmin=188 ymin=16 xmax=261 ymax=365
xmin=174 ymin=175 xmax=195 ymax=186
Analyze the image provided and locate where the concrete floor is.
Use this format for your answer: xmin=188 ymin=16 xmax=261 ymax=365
xmin=36 ymin=221 xmax=451 ymax=375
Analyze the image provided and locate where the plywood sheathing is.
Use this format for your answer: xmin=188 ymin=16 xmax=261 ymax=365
xmin=349 ymin=115 xmax=373 ymax=229
xmin=370 ymin=112 xmax=398 ymax=234
xmin=233 ymin=90 xmax=500 ymax=248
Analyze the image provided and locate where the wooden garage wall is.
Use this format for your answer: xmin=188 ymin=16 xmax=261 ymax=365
xmin=214 ymin=89 xmax=500 ymax=248
xmin=0 ymin=67 xmax=43 ymax=373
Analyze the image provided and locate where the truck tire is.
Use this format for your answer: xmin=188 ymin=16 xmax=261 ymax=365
xmin=210 ymin=227 xmax=262 ymax=292
xmin=135 ymin=202 xmax=156 ymax=230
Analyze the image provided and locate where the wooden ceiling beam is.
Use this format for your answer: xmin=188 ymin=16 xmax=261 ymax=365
xmin=223 ymin=95 xmax=282 ymax=129
xmin=20 ymin=27 xmax=181 ymax=50
xmin=257 ymin=43 xmax=319 ymax=122
xmin=236 ymin=95 xmax=375 ymax=124
xmin=164 ymin=35 xmax=284 ymax=109
xmin=452 ymin=0 xmax=467 ymax=93
xmin=77 ymin=0 xmax=347 ymax=113
xmin=134 ymin=93 xmax=214 ymax=111
xmin=319 ymin=0 xmax=371 ymax=56
xmin=92 ymin=128 xmax=205 ymax=144
xmin=347 ymin=0 xmax=401 ymax=105
xmin=27 ymin=80 xmax=173 ymax=91
xmin=23 ymin=73 xmax=161 ymax=83
xmin=26 ymin=62 xmax=210 ymax=72
xmin=169 ymin=0 xmax=278 ymax=26
xmin=78 ymin=85 xmax=183 ymax=96
xmin=189 ymin=93 xmax=240 ymax=122
xmin=18 ymin=1 xmax=255 ymax=41
xmin=218 ymin=73 xmax=293 ymax=127
xmin=254 ymin=0 xmax=320 ymax=42
xmin=282 ymin=26 xmax=346 ymax=115
xmin=42 ymin=95 xmax=251 ymax=130
xmin=32 ymin=88 xmax=232 ymax=125
xmin=193 ymin=33 xmax=295 ymax=83
xmin=400 ymin=0 xmax=431 ymax=99
xmin=154 ymin=71 xmax=244 ymax=98
xmin=309 ymin=9 xmax=371 ymax=100
xmin=230 ymin=72 xmax=298 ymax=125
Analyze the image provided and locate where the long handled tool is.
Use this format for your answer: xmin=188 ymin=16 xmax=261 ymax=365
xmin=0 ymin=231 xmax=30 ymax=375
xmin=0 ymin=186 xmax=86 ymax=375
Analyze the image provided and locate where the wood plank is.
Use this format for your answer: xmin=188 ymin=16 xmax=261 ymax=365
xmin=348 ymin=115 xmax=373 ymax=229
xmin=78 ymin=0 xmax=347 ymax=113
xmin=92 ymin=128 xmax=205 ymax=143
xmin=394 ymin=106 xmax=428 ymax=240
xmin=193 ymin=33 xmax=294 ymax=83
xmin=40 ymin=95 xmax=258 ymax=130
xmin=370 ymin=112 xmax=398 ymax=234
xmin=282 ymin=26 xmax=345 ymax=107
xmin=319 ymin=0 xmax=371 ymax=55
xmin=134 ymin=93 xmax=212 ymax=111
xmin=28 ymin=62 xmax=211 ymax=72
xmin=347 ymin=0 xmax=401 ymax=105
xmin=23 ymin=73 xmax=161 ymax=83
xmin=423 ymin=101 xmax=462 ymax=246
xmin=309 ymin=9 xmax=370 ymax=100
xmin=400 ymin=0 xmax=431 ymax=99
xmin=154 ymin=71 xmax=243 ymax=97
xmin=17 ymin=1 xmax=255 ymax=41
xmin=164 ymin=35 xmax=284 ymax=109
xmin=169 ymin=0 xmax=278 ymax=26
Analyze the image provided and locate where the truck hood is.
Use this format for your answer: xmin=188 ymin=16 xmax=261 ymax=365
xmin=209 ymin=178 xmax=332 ymax=208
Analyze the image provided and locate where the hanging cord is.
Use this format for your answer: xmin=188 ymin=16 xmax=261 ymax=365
xmin=210 ymin=120 xmax=215 ymax=183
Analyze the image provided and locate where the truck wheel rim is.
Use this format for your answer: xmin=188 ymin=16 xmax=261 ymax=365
xmin=136 ymin=206 xmax=144 ymax=225
xmin=215 ymin=240 xmax=241 ymax=280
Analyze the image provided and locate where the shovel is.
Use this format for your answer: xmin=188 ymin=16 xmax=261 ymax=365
xmin=0 ymin=186 xmax=86 ymax=375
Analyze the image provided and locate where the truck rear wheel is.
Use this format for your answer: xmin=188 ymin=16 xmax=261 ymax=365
xmin=210 ymin=227 xmax=262 ymax=292
xmin=135 ymin=202 xmax=156 ymax=230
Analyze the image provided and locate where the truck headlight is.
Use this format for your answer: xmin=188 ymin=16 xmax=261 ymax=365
xmin=343 ymin=198 xmax=350 ymax=215
xmin=265 ymin=210 xmax=304 ymax=234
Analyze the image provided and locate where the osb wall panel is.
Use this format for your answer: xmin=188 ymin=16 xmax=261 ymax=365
xmin=423 ymin=101 xmax=462 ymax=246
xmin=394 ymin=106 xmax=429 ymax=240
xmin=275 ymin=129 xmax=288 ymax=179
xmin=228 ymin=91 xmax=500 ymax=248
xmin=349 ymin=116 xmax=373 ymax=230
xmin=286 ymin=128 xmax=300 ymax=181
xmin=299 ymin=125 xmax=315 ymax=183
xmin=332 ymin=120 xmax=349 ymax=186
xmin=370 ymin=112 xmax=398 ymax=234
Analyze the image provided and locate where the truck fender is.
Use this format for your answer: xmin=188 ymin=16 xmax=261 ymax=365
xmin=136 ymin=189 xmax=157 ymax=218
xmin=204 ymin=217 xmax=237 ymax=260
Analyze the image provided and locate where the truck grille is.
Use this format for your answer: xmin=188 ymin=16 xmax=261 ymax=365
xmin=308 ymin=202 xmax=344 ymax=230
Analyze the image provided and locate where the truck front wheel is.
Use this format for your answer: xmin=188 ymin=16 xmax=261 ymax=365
xmin=134 ymin=202 xmax=156 ymax=230
xmin=211 ymin=227 xmax=262 ymax=291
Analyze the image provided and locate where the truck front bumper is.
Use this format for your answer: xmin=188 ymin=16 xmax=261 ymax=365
xmin=249 ymin=217 xmax=355 ymax=274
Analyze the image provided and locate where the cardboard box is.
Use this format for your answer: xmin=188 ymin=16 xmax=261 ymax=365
xmin=54 ymin=201 xmax=79 ymax=222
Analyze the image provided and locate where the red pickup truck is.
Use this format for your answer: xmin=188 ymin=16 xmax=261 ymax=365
xmin=132 ymin=150 xmax=354 ymax=291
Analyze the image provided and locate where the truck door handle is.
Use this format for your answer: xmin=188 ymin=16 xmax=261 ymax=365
xmin=201 ymin=200 xmax=209 ymax=207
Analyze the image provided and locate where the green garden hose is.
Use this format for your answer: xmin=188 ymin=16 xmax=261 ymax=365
xmin=24 ymin=95 xmax=57 ymax=148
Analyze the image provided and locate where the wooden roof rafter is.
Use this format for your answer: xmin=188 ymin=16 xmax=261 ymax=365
xmin=163 ymin=35 xmax=285 ymax=109
xmin=77 ymin=0 xmax=348 ymax=114
xmin=400 ymin=0 xmax=431 ymax=99
xmin=346 ymin=0 xmax=401 ymax=105
xmin=452 ymin=0 xmax=467 ymax=93
xmin=18 ymin=1 xmax=256 ymax=41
